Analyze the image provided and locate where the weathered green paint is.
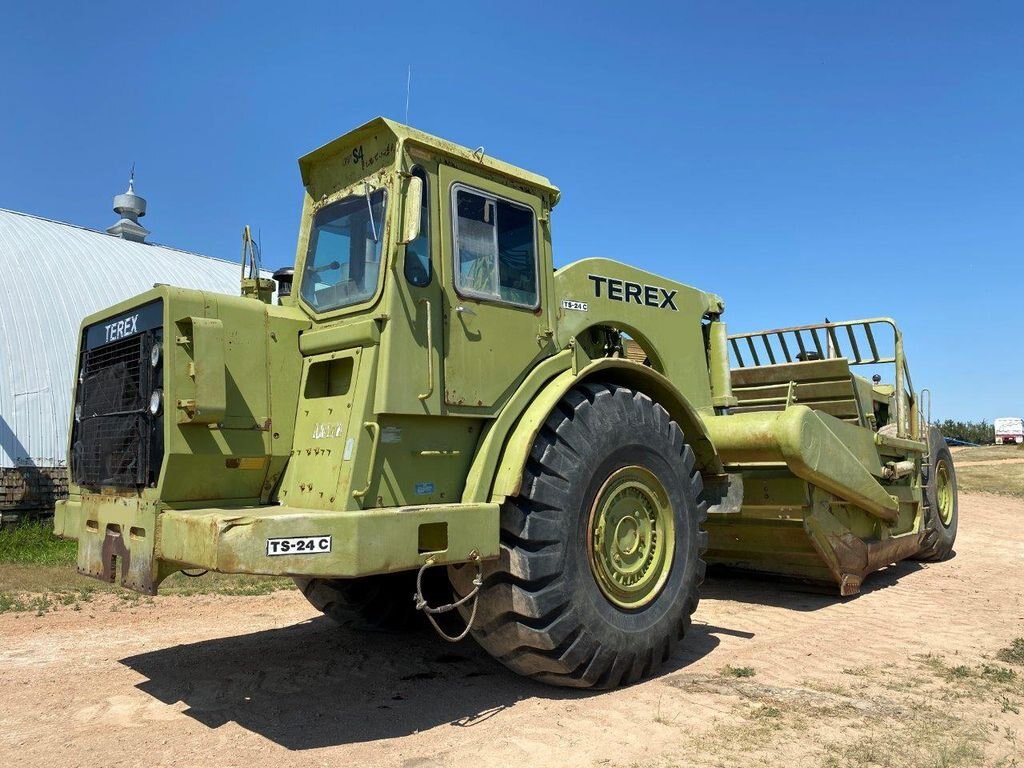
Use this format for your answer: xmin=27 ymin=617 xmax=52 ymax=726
xmin=55 ymin=117 xmax=948 ymax=597
xmin=156 ymin=501 xmax=499 ymax=581
xmin=704 ymin=407 xmax=899 ymax=521
xmin=485 ymin=357 xmax=721 ymax=503
xmin=56 ymin=492 xmax=497 ymax=594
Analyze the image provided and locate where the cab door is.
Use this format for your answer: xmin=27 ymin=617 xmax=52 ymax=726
xmin=438 ymin=164 xmax=549 ymax=409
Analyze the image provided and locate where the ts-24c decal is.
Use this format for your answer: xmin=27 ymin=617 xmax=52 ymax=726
xmin=587 ymin=274 xmax=678 ymax=311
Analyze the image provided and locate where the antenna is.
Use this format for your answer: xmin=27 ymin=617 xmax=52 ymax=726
xmin=239 ymin=224 xmax=275 ymax=303
xmin=241 ymin=224 xmax=260 ymax=281
xmin=405 ymin=65 xmax=412 ymax=124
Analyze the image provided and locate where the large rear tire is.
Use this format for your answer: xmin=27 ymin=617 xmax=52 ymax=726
xmin=460 ymin=383 xmax=707 ymax=689
xmin=914 ymin=426 xmax=958 ymax=561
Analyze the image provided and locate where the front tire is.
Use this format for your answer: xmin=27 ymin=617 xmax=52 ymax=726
xmin=463 ymin=383 xmax=707 ymax=688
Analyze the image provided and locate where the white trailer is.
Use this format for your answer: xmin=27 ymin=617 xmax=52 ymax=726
xmin=994 ymin=417 xmax=1024 ymax=445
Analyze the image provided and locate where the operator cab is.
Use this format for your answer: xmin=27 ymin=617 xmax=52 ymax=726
xmin=288 ymin=118 xmax=561 ymax=415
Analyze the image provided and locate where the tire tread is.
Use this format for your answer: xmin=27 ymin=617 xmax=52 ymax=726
xmin=467 ymin=383 xmax=706 ymax=688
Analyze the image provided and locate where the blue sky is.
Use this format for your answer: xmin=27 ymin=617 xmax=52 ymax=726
xmin=1 ymin=1 xmax=1020 ymax=421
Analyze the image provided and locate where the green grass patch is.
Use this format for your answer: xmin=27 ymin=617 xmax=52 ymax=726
xmin=160 ymin=572 xmax=294 ymax=596
xmin=721 ymin=665 xmax=756 ymax=678
xmin=981 ymin=664 xmax=1017 ymax=684
xmin=997 ymin=638 xmax=1024 ymax=666
xmin=0 ymin=519 xmax=294 ymax=608
xmin=0 ymin=519 xmax=76 ymax=566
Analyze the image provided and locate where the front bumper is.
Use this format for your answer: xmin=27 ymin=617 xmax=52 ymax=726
xmin=55 ymin=494 xmax=499 ymax=595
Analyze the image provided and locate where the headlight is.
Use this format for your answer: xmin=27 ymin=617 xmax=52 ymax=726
xmin=150 ymin=342 xmax=162 ymax=368
xmin=74 ymin=402 xmax=82 ymax=422
xmin=149 ymin=389 xmax=163 ymax=416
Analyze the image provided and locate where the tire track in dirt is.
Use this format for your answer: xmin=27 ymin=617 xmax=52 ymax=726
xmin=693 ymin=492 xmax=1024 ymax=681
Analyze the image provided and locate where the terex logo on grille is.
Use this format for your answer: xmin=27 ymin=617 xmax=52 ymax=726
xmin=84 ymin=299 xmax=161 ymax=351
xmin=104 ymin=314 xmax=140 ymax=342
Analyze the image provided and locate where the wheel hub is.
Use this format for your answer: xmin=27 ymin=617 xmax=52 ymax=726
xmin=587 ymin=466 xmax=675 ymax=609
xmin=935 ymin=460 xmax=954 ymax=526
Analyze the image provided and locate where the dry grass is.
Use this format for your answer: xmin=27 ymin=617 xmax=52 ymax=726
xmin=997 ymin=638 xmax=1024 ymax=666
xmin=669 ymin=667 xmax=1001 ymax=768
xmin=955 ymin=464 xmax=1024 ymax=499
xmin=950 ymin=444 xmax=1024 ymax=463
xmin=950 ymin=445 xmax=1024 ymax=498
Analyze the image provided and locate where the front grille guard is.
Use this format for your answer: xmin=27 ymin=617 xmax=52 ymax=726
xmin=72 ymin=331 xmax=161 ymax=488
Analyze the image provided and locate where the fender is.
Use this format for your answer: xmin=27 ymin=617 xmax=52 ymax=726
xmin=463 ymin=357 xmax=723 ymax=504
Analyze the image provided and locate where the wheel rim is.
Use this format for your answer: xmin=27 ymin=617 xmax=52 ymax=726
xmin=935 ymin=460 xmax=954 ymax=526
xmin=587 ymin=466 xmax=675 ymax=609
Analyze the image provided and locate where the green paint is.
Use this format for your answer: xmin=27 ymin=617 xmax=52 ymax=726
xmin=587 ymin=465 xmax=676 ymax=609
xmin=55 ymin=118 xmax=951 ymax=600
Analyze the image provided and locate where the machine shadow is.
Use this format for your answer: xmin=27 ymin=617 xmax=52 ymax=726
xmin=700 ymin=558 xmax=926 ymax=610
xmin=120 ymin=614 xmax=724 ymax=751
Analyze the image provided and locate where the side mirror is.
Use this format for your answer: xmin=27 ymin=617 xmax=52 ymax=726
xmin=398 ymin=174 xmax=423 ymax=244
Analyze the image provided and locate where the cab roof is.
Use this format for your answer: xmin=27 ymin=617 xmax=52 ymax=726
xmin=298 ymin=117 xmax=561 ymax=205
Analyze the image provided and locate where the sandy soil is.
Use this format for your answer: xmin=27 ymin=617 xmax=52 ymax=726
xmin=1 ymin=492 xmax=1022 ymax=768
xmin=953 ymin=458 xmax=1024 ymax=468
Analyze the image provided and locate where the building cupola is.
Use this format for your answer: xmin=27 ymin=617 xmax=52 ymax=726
xmin=106 ymin=167 xmax=150 ymax=243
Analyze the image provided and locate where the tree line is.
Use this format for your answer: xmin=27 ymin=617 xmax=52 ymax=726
xmin=935 ymin=419 xmax=996 ymax=445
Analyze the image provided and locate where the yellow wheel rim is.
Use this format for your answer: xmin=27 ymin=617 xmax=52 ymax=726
xmin=936 ymin=460 xmax=954 ymax=526
xmin=587 ymin=466 xmax=675 ymax=609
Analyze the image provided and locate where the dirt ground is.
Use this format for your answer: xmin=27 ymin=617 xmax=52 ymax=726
xmin=2 ymin=492 xmax=1022 ymax=768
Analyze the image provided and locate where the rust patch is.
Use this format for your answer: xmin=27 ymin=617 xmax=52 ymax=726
xmin=95 ymin=524 xmax=158 ymax=595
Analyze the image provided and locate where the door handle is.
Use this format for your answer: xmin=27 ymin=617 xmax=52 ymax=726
xmin=454 ymin=305 xmax=477 ymax=316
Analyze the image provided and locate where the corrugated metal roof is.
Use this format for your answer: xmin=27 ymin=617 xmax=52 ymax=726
xmin=0 ymin=208 xmax=247 ymax=468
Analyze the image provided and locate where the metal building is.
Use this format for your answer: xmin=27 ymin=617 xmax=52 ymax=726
xmin=0 ymin=181 xmax=247 ymax=516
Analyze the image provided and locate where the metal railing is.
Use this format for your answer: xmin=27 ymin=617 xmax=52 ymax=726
xmin=728 ymin=318 xmax=919 ymax=440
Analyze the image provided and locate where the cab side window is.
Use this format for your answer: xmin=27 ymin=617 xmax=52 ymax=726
xmin=452 ymin=185 xmax=537 ymax=307
xmin=403 ymin=167 xmax=431 ymax=287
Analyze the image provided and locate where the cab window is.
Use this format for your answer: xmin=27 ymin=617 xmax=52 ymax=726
xmin=404 ymin=167 xmax=431 ymax=287
xmin=452 ymin=185 xmax=537 ymax=307
xmin=300 ymin=189 xmax=386 ymax=312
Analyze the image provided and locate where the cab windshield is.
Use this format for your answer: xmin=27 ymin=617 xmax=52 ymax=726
xmin=300 ymin=188 xmax=386 ymax=312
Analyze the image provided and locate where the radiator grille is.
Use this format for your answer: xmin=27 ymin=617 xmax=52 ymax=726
xmin=72 ymin=331 xmax=161 ymax=487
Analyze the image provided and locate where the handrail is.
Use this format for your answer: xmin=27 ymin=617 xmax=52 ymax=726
xmin=728 ymin=317 xmax=901 ymax=368
xmin=352 ymin=422 xmax=381 ymax=499
xmin=417 ymin=298 xmax=434 ymax=400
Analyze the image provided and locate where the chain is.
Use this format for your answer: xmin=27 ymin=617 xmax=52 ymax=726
xmin=413 ymin=552 xmax=483 ymax=643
